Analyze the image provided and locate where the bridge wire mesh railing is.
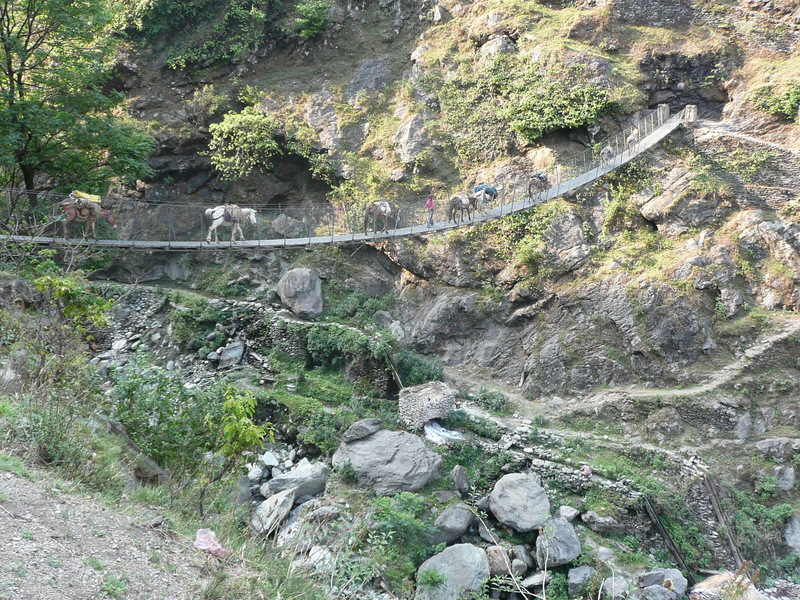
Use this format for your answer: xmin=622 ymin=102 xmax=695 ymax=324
xmin=0 ymin=105 xmax=684 ymax=246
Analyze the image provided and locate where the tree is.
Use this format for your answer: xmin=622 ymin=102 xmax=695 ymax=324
xmin=0 ymin=0 xmax=154 ymax=211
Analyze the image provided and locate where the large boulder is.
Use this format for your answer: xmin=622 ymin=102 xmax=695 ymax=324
xmin=602 ymin=576 xmax=633 ymax=599
xmin=489 ymin=473 xmax=550 ymax=532
xmin=581 ymin=511 xmax=626 ymax=536
xmin=399 ymin=382 xmax=457 ymax=428
xmin=689 ymin=572 xmax=764 ymax=600
xmin=393 ymin=114 xmax=429 ymax=164
xmin=569 ymin=566 xmax=597 ymax=597
xmin=271 ymin=214 xmax=308 ymax=238
xmin=264 ymin=458 xmax=331 ymax=500
xmin=332 ymin=429 xmax=443 ymax=495
xmin=415 ymin=544 xmax=490 ymax=600
xmin=784 ymin=515 xmax=800 ymax=553
xmin=276 ymin=268 xmax=323 ymax=320
xmin=429 ymin=503 xmax=475 ymax=545
xmin=217 ymin=340 xmax=245 ymax=369
xmin=251 ymin=488 xmax=295 ymax=535
xmin=535 ymin=517 xmax=581 ymax=568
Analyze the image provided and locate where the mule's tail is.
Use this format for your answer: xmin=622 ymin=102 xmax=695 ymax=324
xmin=203 ymin=208 xmax=214 ymax=225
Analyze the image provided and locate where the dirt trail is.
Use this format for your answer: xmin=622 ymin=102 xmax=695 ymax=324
xmin=447 ymin=315 xmax=800 ymax=422
xmin=0 ymin=468 xmax=210 ymax=600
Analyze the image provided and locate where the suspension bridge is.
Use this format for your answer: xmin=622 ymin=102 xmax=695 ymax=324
xmin=0 ymin=105 xmax=695 ymax=251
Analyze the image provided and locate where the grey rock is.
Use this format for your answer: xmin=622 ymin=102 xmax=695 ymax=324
xmin=569 ymin=566 xmax=597 ymax=597
xmin=662 ymin=569 xmax=687 ymax=597
xmin=475 ymin=495 xmax=490 ymax=512
xmin=332 ymin=429 xmax=442 ymax=495
xmin=251 ymin=488 xmax=295 ymax=535
xmin=434 ymin=490 xmax=460 ymax=503
xmin=266 ymin=458 xmax=330 ymax=500
xmin=341 ymin=418 xmax=383 ymax=442
xmin=262 ymin=451 xmax=279 ymax=468
xmin=642 ymin=585 xmax=677 ymax=600
xmin=345 ymin=57 xmax=392 ymax=103
xmin=535 ymin=517 xmax=581 ymax=568
xmin=784 ymin=516 xmax=800 ymax=553
xmin=511 ymin=558 xmax=528 ymax=576
xmin=558 ymin=505 xmax=581 ymax=521
xmin=774 ymin=465 xmax=796 ymax=491
xmin=581 ymin=511 xmax=625 ymax=535
xmin=415 ymin=544 xmax=489 ymax=600
xmin=276 ymin=268 xmax=323 ymax=320
xmin=393 ymin=114 xmax=429 ymax=164
xmin=601 ymin=576 xmax=632 ymax=599
xmin=478 ymin=520 xmax=501 ymax=544
xmin=433 ymin=5 xmax=451 ymax=23
xmin=522 ymin=571 xmax=552 ymax=588
xmin=486 ymin=545 xmax=511 ymax=576
xmin=513 ymin=545 xmax=535 ymax=569
xmin=247 ymin=463 xmax=264 ymax=483
xmin=451 ymin=465 xmax=469 ymax=494
xmin=479 ymin=36 xmax=515 ymax=58
xmin=217 ymin=340 xmax=246 ymax=369
xmin=271 ymin=214 xmax=308 ymax=238
xmin=399 ymin=381 xmax=456 ymax=428
xmin=489 ymin=473 xmax=550 ymax=532
xmin=429 ymin=503 xmax=474 ymax=545
xmin=755 ymin=437 xmax=800 ymax=461
xmin=639 ymin=570 xmax=666 ymax=588
xmin=306 ymin=89 xmax=341 ymax=152
xmin=306 ymin=506 xmax=341 ymax=523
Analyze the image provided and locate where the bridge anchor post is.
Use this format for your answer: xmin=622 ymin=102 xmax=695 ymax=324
xmin=684 ymin=105 xmax=698 ymax=126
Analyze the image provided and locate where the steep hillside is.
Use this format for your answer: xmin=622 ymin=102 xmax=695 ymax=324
xmin=3 ymin=0 xmax=800 ymax=598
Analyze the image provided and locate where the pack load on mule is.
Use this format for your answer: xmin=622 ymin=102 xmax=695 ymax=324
xmin=473 ymin=184 xmax=498 ymax=199
xmin=528 ymin=172 xmax=549 ymax=197
xmin=363 ymin=201 xmax=400 ymax=234
xmin=58 ymin=191 xmax=115 ymax=239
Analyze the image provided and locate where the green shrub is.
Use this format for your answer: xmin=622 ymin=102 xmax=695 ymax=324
xmin=469 ymin=387 xmax=510 ymax=415
xmin=306 ymin=324 xmax=392 ymax=367
xmin=368 ymin=493 xmax=436 ymax=588
xmin=295 ymin=0 xmax=331 ymax=39
xmin=443 ymin=409 xmax=503 ymax=441
xmin=729 ymin=489 xmax=793 ymax=575
xmin=753 ymin=83 xmax=800 ymax=122
xmin=110 ymin=354 xmax=225 ymax=471
xmin=395 ymin=350 xmax=443 ymax=386
xmin=440 ymin=442 xmax=520 ymax=491
xmin=322 ymin=280 xmax=394 ymax=325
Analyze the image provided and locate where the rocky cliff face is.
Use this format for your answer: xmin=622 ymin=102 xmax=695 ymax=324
xmin=106 ymin=0 xmax=800 ymax=398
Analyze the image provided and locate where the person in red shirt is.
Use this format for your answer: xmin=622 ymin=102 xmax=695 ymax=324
xmin=425 ymin=191 xmax=435 ymax=227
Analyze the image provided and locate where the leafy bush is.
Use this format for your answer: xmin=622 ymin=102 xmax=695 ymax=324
xmin=753 ymin=83 xmax=800 ymax=122
xmin=469 ymin=386 xmax=510 ymax=414
xmin=368 ymin=493 xmax=436 ymax=587
xmin=166 ymin=290 xmax=223 ymax=352
xmin=110 ymin=355 xmax=225 ymax=471
xmin=729 ymin=489 xmax=794 ymax=574
xmin=322 ymin=280 xmax=394 ymax=325
xmin=440 ymin=442 xmax=520 ymax=491
xmin=395 ymin=350 xmax=443 ymax=386
xmin=443 ymin=409 xmax=503 ymax=441
xmin=208 ymin=107 xmax=283 ymax=179
xmin=307 ymin=324 xmax=392 ymax=367
xmin=294 ymin=0 xmax=331 ymax=39
xmin=433 ymin=55 xmax=614 ymax=163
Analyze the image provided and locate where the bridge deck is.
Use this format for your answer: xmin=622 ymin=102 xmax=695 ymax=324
xmin=0 ymin=107 xmax=688 ymax=250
